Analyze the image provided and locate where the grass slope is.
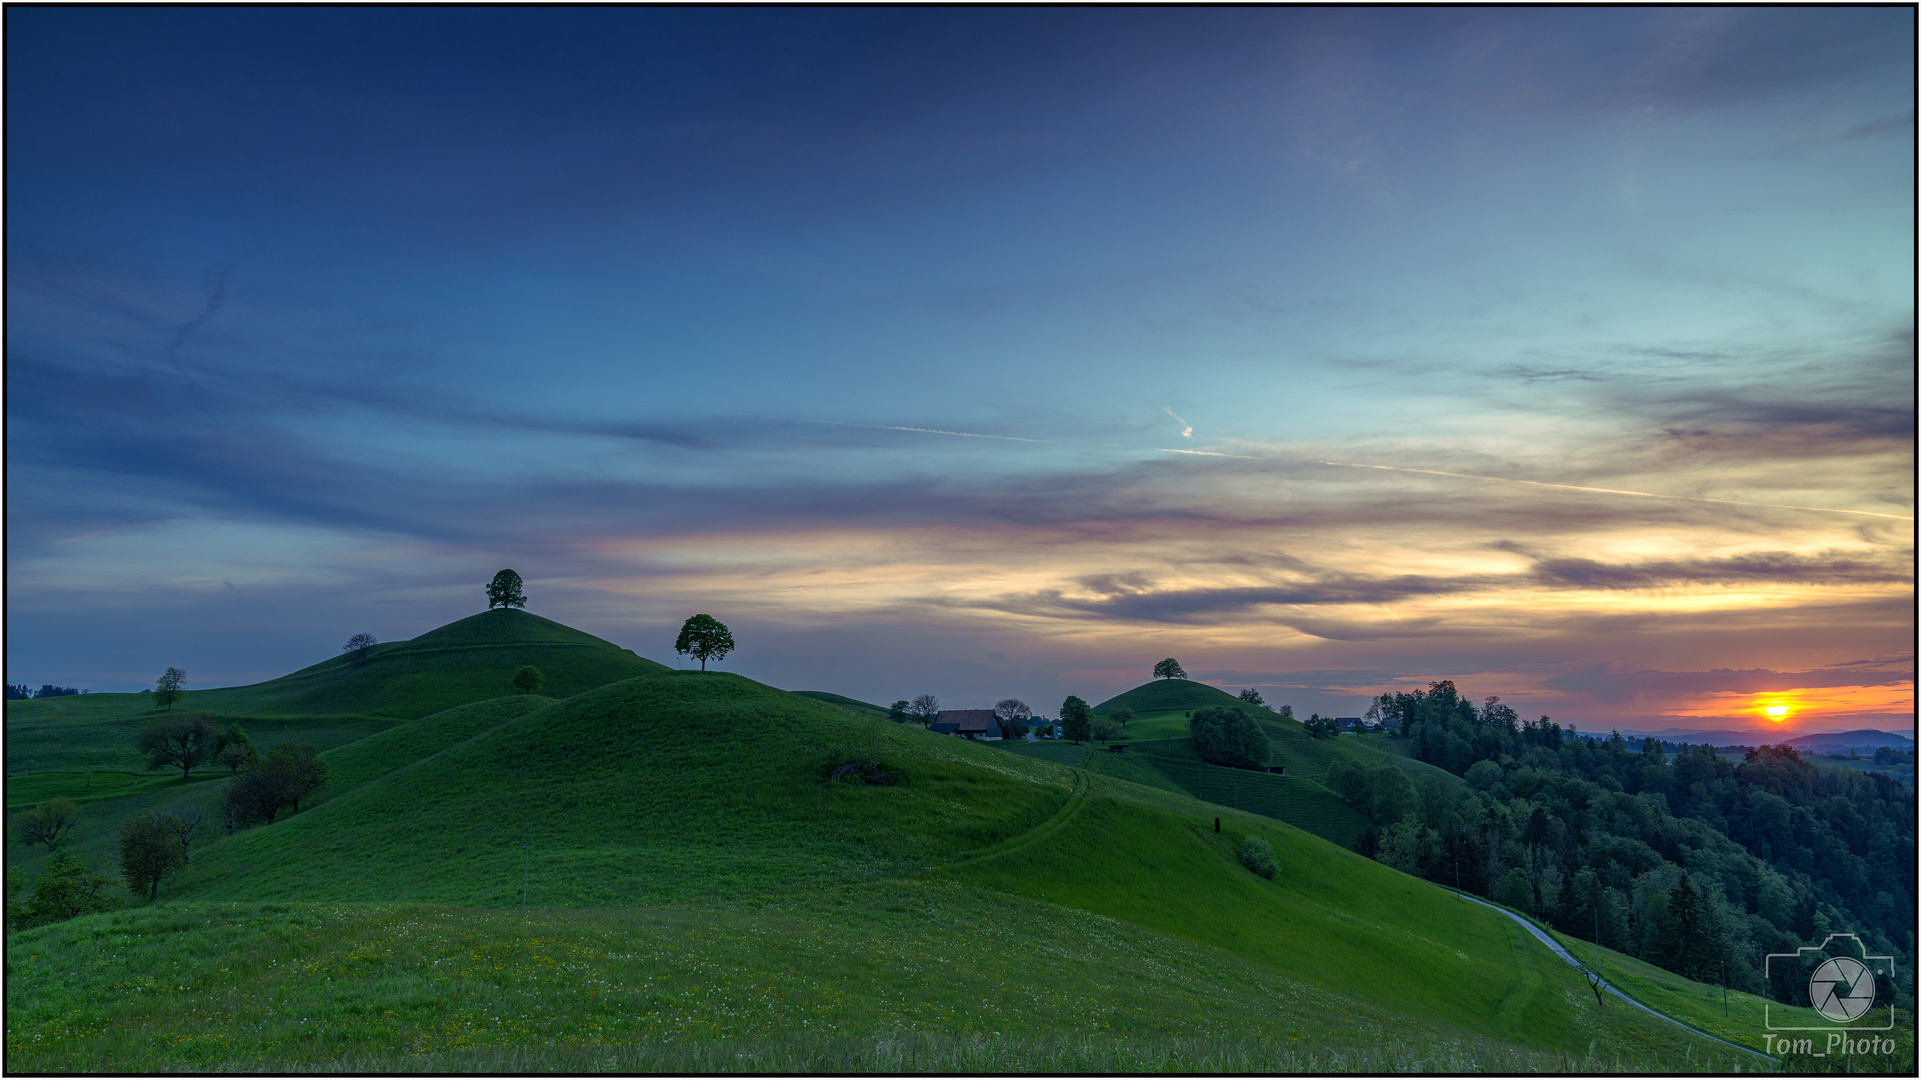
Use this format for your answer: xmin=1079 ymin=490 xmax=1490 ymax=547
xmin=3 ymin=883 xmax=1747 ymax=1073
xmin=166 ymin=673 xmax=1070 ymax=905
xmin=791 ymin=690 xmax=890 ymax=719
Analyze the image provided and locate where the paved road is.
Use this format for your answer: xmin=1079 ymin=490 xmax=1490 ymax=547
xmin=1453 ymin=891 xmax=1776 ymax=1062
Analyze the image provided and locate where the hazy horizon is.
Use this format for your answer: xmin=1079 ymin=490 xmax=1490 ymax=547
xmin=7 ymin=8 xmax=1913 ymax=737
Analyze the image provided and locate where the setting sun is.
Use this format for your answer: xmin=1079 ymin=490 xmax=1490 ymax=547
xmin=1764 ymin=704 xmax=1791 ymax=720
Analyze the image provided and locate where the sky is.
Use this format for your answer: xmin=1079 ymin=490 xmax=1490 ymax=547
xmin=6 ymin=7 xmax=1913 ymax=736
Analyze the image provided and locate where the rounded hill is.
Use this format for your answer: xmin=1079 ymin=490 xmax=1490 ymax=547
xmin=1094 ymin=678 xmax=1248 ymax=716
xmin=185 ymin=609 xmax=669 ymax=720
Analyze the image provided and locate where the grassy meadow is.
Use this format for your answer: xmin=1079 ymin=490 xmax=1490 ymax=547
xmin=8 ymin=614 xmax=1895 ymax=1071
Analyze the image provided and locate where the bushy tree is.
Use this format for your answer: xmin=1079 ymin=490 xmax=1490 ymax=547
xmin=512 ymin=665 xmax=545 ymax=694
xmin=1493 ymin=867 xmax=1534 ymax=914
xmin=1092 ymin=718 xmax=1125 ymax=743
xmin=1238 ymin=688 xmax=1265 ymax=707
xmin=486 ymin=568 xmax=526 ymax=609
xmin=21 ymin=797 xmax=82 ymax=851
xmin=888 ymin=700 xmax=912 ymax=723
xmin=118 ymin=811 xmax=186 ymax=901
xmin=134 ymin=712 xmax=222 ymax=780
xmin=674 ymin=614 xmax=735 ymax=671
xmin=1303 ymin=713 xmax=1341 ymax=739
xmin=214 ymin=724 xmax=259 ymax=776
xmin=222 ymin=743 xmax=328 ymax=829
xmin=162 ymin=804 xmax=203 ymax=864
xmin=1059 ymin=695 xmax=1092 ymax=744
xmin=908 ymin=694 xmax=940 ymax=724
xmin=993 ymin=698 xmax=1032 ymax=739
xmin=1240 ymin=836 xmax=1278 ymax=879
xmin=342 ymin=632 xmax=378 ymax=665
xmin=1107 ymin=705 xmax=1135 ymax=726
xmin=14 ymin=852 xmax=123 ymax=927
xmin=1188 ymin=706 xmax=1271 ymax=768
xmin=153 ymin=667 xmax=186 ymax=710
xmin=1152 ymin=658 xmax=1187 ymax=681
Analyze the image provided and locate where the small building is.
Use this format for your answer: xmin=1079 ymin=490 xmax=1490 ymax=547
xmin=938 ymin=709 xmax=1004 ymax=740
xmin=928 ymin=722 xmax=961 ymax=736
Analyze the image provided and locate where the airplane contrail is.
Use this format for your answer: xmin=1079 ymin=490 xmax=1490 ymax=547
xmin=1316 ymin=460 xmax=1916 ymax=521
xmin=790 ymin=417 xmax=1046 ymax=443
xmin=1163 ymin=406 xmax=1193 ymax=438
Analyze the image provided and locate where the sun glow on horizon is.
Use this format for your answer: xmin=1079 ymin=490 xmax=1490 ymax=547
xmin=1765 ymin=704 xmax=1791 ymax=721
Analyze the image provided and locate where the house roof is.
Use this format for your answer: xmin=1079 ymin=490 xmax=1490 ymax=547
xmin=939 ymin=709 xmax=999 ymax=733
xmin=928 ymin=722 xmax=961 ymax=734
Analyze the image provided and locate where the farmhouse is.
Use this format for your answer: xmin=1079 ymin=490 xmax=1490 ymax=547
xmin=937 ymin=709 xmax=1003 ymax=740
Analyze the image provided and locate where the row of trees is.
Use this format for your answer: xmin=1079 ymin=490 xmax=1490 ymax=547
xmin=1342 ymin=680 xmax=1913 ymax=1008
xmin=6 ymin=684 xmax=83 ymax=699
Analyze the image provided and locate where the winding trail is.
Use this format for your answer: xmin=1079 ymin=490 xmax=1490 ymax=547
xmin=948 ymin=769 xmax=1092 ymax=864
xmin=1453 ymin=892 xmax=1776 ymax=1063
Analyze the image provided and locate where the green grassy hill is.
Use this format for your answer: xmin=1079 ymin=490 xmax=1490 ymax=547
xmin=1084 ymin=679 xmax=1464 ymax=846
xmin=4 ymin=610 xmax=666 ymax=775
xmin=791 ymin=690 xmax=890 ymax=719
xmin=5 ymin=627 xmax=1831 ymax=1071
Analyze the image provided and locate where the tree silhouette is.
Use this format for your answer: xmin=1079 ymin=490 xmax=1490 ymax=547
xmin=487 ymin=569 xmax=526 ymax=609
xmin=153 ymin=667 xmax=186 ymax=710
xmin=1153 ymin=658 xmax=1187 ymax=680
xmin=675 ymin=614 xmax=735 ymax=671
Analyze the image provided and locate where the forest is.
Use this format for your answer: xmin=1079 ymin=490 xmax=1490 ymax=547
xmin=1325 ymin=680 xmax=1913 ymax=1011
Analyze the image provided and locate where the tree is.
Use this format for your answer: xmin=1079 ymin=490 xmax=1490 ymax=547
xmin=1152 ymin=658 xmax=1187 ymax=681
xmin=342 ymin=633 xmax=378 ymax=665
xmin=1092 ymin=718 xmax=1125 ymax=743
xmin=1238 ymin=688 xmax=1265 ymax=707
xmin=1188 ymin=706 xmax=1271 ymax=768
xmin=153 ymin=667 xmax=187 ymax=710
xmin=888 ymin=700 xmax=912 ymax=723
xmin=1303 ymin=714 xmax=1341 ymax=739
xmin=674 ymin=614 xmax=735 ymax=671
xmin=213 ymin=724 xmax=259 ymax=777
xmin=1060 ymin=695 xmax=1093 ymax=744
xmin=512 ymin=665 xmax=545 ymax=694
xmin=221 ymin=742 xmax=328 ymax=829
xmin=21 ymin=797 xmax=82 ymax=852
xmin=134 ymin=712 xmax=222 ymax=780
xmin=118 ymin=811 xmax=186 ymax=901
xmin=162 ymin=804 xmax=203 ymax=864
xmin=486 ymin=568 xmax=526 ymax=610
xmin=1108 ymin=705 xmax=1135 ymax=726
xmin=908 ymin=694 xmax=940 ymax=724
xmin=993 ymin=698 xmax=1032 ymax=739
xmin=15 ymin=852 xmax=123 ymax=927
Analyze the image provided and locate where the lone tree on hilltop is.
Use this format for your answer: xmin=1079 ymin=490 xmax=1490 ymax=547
xmin=1153 ymin=658 xmax=1187 ymax=681
xmin=21 ymin=797 xmax=82 ymax=852
xmin=908 ymin=694 xmax=940 ymax=724
xmin=512 ymin=665 xmax=545 ymax=694
xmin=1238 ymin=688 xmax=1265 ymax=707
xmin=1060 ymin=695 xmax=1092 ymax=744
xmin=154 ymin=667 xmax=187 ymax=710
xmin=118 ymin=811 xmax=187 ymax=901
xmin=675 ymin=614 xmax=735 ymax=671
xmin=487 ymin=569 xmax=527 ymax=609
xmin=342 ymin=633 xmax=378 ymax=665
xmin=134 ymin=712 xmax=222 ymax=781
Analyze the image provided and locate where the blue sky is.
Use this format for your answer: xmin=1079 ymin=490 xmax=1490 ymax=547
xmin=7 ymin=8 xmax=1913 ymax=732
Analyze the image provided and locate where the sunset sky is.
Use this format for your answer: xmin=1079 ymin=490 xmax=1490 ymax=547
xmin=7 ymin=8 xmax=1912 ymax=735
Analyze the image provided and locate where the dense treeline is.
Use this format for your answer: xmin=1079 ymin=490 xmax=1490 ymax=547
xmin=1327 ymin=680 xmax=1913 ymax=1009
